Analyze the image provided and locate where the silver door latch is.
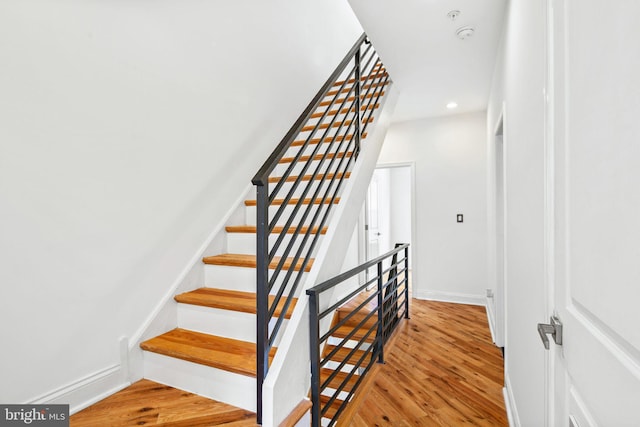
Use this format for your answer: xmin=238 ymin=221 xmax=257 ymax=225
xmin=537 ymin=316 xmax=563 ymax=349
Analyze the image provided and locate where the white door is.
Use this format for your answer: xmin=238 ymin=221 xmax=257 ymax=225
xmin=546 ymin=1 xmax=640 ymax=425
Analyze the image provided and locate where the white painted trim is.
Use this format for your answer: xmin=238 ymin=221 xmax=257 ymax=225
xmin=504 ymin=374 xmax=521 ymax=427
xmin=374 ymin=160 xmax=417 ymax=277
xmin=494 ymin=104 xmax=507 ymax=349
xmin=543 ymin=1 xmax=559 ymax=426
xmin=485 ymin=296 xmax=497 ymax=344
xmin=568 ymin=386 xmax=598 ymax=427
xmin=414 ymin=290 xmax=485 ymax=306
xmin=28 ymin=364 xmax=129 ymax=415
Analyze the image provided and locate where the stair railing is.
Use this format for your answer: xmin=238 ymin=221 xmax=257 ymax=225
xmin=251 ymin=33 xmax=389 ymax=423
xmin=307 ymin=243 xmax=410 ymax=427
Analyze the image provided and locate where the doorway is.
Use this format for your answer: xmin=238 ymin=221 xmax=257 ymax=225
xmin=363 ymin=165 xmax=413 ymax=280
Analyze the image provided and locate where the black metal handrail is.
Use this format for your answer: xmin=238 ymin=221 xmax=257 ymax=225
xmin=307 ymin=243 xmax=410 ymax=427
xmin=251 ymin=33 xmax=390 ymax=423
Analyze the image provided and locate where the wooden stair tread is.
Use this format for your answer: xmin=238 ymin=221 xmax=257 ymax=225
xmin=330 ymin=324 xmax=376 ymax=343
xmin=202 ymin=253 xmax=314 ymax=272
xmin=319 ymin=91 xmax=385 ymax=107
xmin=320 ymin=368 xmax=360 ymax=393
xmin=291 ymin=132 xmax=367 ymax=147
xmin=337 ymin=309 xmax=377 ymax=329
xmin=332 ymin=72 xmax=388 ymax=87
xmin=310 ymin=104 xmax=379 ymax=119
xmin=323 ymin=345 xmax=369 ymax=364
xmin=279 ymin=151 xmax=353 ymax=164
xmin=320 ymin=394 xmax=345 ymax=419
xmin=140 ymin=329 xmax=275 ymax=377
xmin=244 ymin=197 xmax=340 ymax=207
xmin=268 ymin=171 xmax=351 ymax=184
xmin=326 ymin=81 xmax=390 ymax=97
xmin=225 ymin=225 xmax=328 ymax=235
xmin=175 ymin=288 xmax=297 ymax=319
xmin=300 ymin=117 xmax=373 ymax=133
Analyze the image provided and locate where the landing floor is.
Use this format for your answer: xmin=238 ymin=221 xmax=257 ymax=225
xmin=349 ymin=299 xmax=508 ymax=426
xmin=70 ymin=379 xmax=258 ymax=426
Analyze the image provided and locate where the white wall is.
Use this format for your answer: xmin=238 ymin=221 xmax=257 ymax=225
xmin=0 ymin=0 xmax=363 ymax=406
xmin=486 ymin=0 xmax=547 ymax=425
xmin=377 ymin=112 xmax=487 ymax=304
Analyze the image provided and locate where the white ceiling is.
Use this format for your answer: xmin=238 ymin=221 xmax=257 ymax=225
xmin=348 ymin=0 xmax=507 ymax=123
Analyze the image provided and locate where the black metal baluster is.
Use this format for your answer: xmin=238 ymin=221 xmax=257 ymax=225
xmin=309 ymin=290 xmax=321 ymax=427
xmin=404 ymin=246 xmax=410 ymax=319
xmin=354 ymin=48 xmax=361 ymax=158
xmin=376 ymin=261 xmax=385 ymax=364
xmin=255 ymin=183 xmax=270 ymax=424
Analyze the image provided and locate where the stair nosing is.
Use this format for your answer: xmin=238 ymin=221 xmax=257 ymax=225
xmin=140 ymin=328 xmax=275 ymax=377
xmin=175 ymin=288 xmax=297 ymax=319
xmin=202 ymin=253 xmax=314 ymax=272
xmin=225 ymin=225 xmax=328 ymax=235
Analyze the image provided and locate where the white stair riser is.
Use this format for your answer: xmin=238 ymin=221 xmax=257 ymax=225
xmin=327 ymin=337 xmax=373 ymax=349
xmin=245 ymin=203 xmax=335 ymax=227
xmin=227 ymin=232 xmax=315 ymax=257
xmin=295 ymin=125 xmax=344 ymax=141
xmin=324 ymin=360 xmax=358 ymax=372
xmin=176 ymin=304 xmax=287 ymax=346
xmin=143 ymin=351 xmax=256 ymax=412
xmin=268 ymin=179 xmax=330 ymax=201
xmin=204 ymin=264 xmax=308 ymax=295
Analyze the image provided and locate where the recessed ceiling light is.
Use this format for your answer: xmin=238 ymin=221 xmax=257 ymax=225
xmin=447 ymin=102 xmax=458 ymax=109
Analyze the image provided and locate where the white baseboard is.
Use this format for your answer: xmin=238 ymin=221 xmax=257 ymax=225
xmin=28 ymin=364 xmax=129 ymax=415
xmin=414 ymin=290 xmax=485 ymax=306
xmin=503 ymin=374 xmax=521 ymax=427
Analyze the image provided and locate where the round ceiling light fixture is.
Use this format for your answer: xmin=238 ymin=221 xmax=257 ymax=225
xmin=456 ymin=26 xmax=475 ymax=40
xmin=447 ymin=102 xmax=458 ymax=109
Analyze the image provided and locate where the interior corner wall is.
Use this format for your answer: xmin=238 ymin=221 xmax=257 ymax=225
xmin=486 ymin=0 xmax=547 ymax=425
xmin=377 ymin=111 xmax=488 ymax=304
xmin=0 ymin=0 xmax=362 ymax=406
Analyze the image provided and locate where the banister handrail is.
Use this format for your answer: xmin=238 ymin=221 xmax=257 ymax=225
xmin=251 ymin=33 xmax=367 ymax=187
xmin=307 ymin=243 xmax=410 ymax=427
xmin=252 ymin=32 xmax=391 ymax=424
xmin=308 ymin=243 xmax=409 ymax=295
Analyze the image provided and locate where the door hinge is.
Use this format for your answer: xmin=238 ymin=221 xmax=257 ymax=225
xmin=537 ymin=315 xmax=563 ymax=350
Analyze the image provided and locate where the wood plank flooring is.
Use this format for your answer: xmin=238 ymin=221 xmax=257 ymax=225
xmin=348 ymin=299 xmax=507 ymax=426
xmin=70 ymin=379 xmax=258 ymax=427
xmin=72 ymin=299 xmax=505 ymax=426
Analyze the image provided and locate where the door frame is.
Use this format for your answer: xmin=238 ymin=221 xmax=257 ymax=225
xmin=360 ymin=162 xmax=416 ymax=285
xmin=544 ymin=0 xmax=560 ymax=424
xmin=491 ymin=106 xmax=507 ymax=350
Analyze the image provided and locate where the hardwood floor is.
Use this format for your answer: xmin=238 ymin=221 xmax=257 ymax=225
xmin=71 ymin=299 xmax=505 ymax=426
xmin=70 ymin=380 xmax=258 ymax=427
xmin=348 ymin=299 xmax=508 ymax=426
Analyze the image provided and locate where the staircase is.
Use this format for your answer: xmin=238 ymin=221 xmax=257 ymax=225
xmin=137 ymin=33 xmax=394 ymax=425
xmin=320 ymin=292 xmax=377 ymax=421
